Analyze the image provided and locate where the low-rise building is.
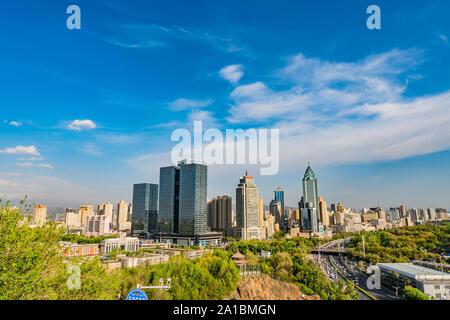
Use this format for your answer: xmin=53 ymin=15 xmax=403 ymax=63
xmin=377 ymin=263 xmax=450 ymax=300
xmin=60 ymin=242 xmax=100 ymax=257
xmin=100 ymin=233 xmax=139 ymax=254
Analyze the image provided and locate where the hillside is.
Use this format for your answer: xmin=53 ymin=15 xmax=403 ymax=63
xmin=228 ymin=274 xmax=320 ymax=300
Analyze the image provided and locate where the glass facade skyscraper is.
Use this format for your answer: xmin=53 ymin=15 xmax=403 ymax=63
xmin=158 ymin=166 xmax=180 ymax=233
xmin=178 ymin=160 xmax=207 ymax=235
xmin=299 ymin=165 xmax=320 ymax=232
xmin=302 ymin=165 xmax=319 ymax=211
xmin=131 ymin=183 xmax=158 ymax=235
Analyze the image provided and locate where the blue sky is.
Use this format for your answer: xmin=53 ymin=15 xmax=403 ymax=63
xmin=0 ymin=0 xmax=449 ymax=209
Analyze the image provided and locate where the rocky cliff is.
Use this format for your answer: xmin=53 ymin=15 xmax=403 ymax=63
xmin=228 ymin=274 xmax=320 ymax=300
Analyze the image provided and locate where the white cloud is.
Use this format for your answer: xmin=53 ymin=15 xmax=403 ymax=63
xmin=68 ymin=120 xmax=97 ymax=131
xmin=230 ymin=82 xmax=268 ymax=98
xmin=219 ymin=64 xmax=244 ymax=84
xmin=0 ymin=145 xmax=40 ymax=156
xmin=226 ymin=49 xmax=422 ymax=123
xmin=169 ymin=98 xmax=213 ymax=111
xmin=16 ymin=162 xmax=53 ymax=169
xmin=9 ymin=121 xmax=22 ymax=127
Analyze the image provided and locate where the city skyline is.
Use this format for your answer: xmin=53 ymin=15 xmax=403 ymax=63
xmin=1 ymin=1 xmax=450 ymax=209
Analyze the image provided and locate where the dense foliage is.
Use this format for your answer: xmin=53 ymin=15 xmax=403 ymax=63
xmin=0 ymin=200 xmax=239 ymax=300
xmin=225 ymin=238 xmax=358 ymax=300
xmin=403 ymin=286 xmax=430 ymax=300
xmin=346 ymin=224 xmax=449 ymax=264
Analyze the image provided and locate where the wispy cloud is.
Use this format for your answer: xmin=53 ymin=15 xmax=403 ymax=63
xmin=0 ymin=145 xmax=40 ymax=156
xmin=169 ymin=98 xmax=214 ymax=111
xmin=219 ymin=64 xmax=244 ymax=84
xmin=226 ymin=49 xmax=423 ymax=123
xmin=17 ymin=156 xmax=45 ymax=161
xmin=82 ymin=142 xmax=102 ymax=156
xmin=16 ymin=162 xmax=53 ymax=169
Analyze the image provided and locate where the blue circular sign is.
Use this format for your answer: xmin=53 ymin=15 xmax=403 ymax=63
xmin=126 ymin=289 xmax=148 ymax=300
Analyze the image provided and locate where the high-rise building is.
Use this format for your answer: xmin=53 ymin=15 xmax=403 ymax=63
xmin=84 ymin=215 xmax=110 ymax=237
xmin=299 ymin=164 xmax=320 ymax=231
xmin=274 ymin=186 xmax=285 ymax=217
xmin=427 ymin=208 xmax=436 ymax=221
xmin=302 ymin=164 xmax=319 ymax=212
xmin=335 ymin=203 xmax=345 ymax=225
xmin=236 ymin=171 xmax=259 ymax=229
xmin=409 ymin=208 xmax=420 ymax=222
xmin=207 ymin=195 xmax=232 ymax=232
xmin=98 ymin=202 xmax=113 ymax=226
xmin=131 ymin=183 xmax=159 ymax=235
xmin=258 ymin=198 xmax=264 ymax=228
xmin=158 ymin=166 xmax=180 ymax=234
xmin=33 ymin=204 xmax=47 ymax=226
xmin=117 ymin=200 xmax=131 ymax=231
xmin=398 ymin=205 xmax=407 ymax=218
xmin=78 ymin=205 xmax=94 ymax=228
xmin=178 ymin=160 xmax=207 ymax=235
xmin=270 ymin=199 xmax=283 ymax=228
xmin=318 ymin=196 xmax=329 ymax=227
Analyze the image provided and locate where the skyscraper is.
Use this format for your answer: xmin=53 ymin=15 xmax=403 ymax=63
xmin=274 ymin=186 xmax=285 ymax=217
xmin=318 ymin=196 xmax=329 ymax=227
xmin=117 ymin=200 xmax=131 ymax=231
xmin=299 ymin=164 xmax=320 ymax=232
xmin=236 ymin=171 xmax=259 ymax=229
xmin=178 ymin=160 xmax=208 ymax=235
xmin=158 ymin=166 xmax=180 ymax=233
xmin=302 ymin=164 xmax=319 ymax=211
xmin=131 ymin=183 xmax=158 ymax=235
xmin=270 ymin=199 xmax=283 ymax=229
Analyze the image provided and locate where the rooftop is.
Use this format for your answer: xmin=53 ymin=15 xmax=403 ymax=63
xmin=377 ymin=263 xmax=450 ymax=281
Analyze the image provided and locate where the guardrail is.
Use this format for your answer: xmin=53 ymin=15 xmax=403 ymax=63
xmin=328 ymin=255 xmax=377 ymax=300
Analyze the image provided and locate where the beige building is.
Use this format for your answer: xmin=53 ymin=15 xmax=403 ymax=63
xmin=65 ymin=211 xmax=81 ymax=228
xmin=78 ymin=205 xmax=94 ymax=227
xmin=117 ymin=200 xmax=131 ymax=232
xmin=318 ymin=197 xmax=329 ymax=227
xmin=98 ymin=202 xmax=113 ymax=223
xmin=334 ymin=203 xmax=345 ymax=225
xmin=258 ymin=198 xmax=264 ymax=228
xmin=33 ymin=205 xmax=47 ymax=226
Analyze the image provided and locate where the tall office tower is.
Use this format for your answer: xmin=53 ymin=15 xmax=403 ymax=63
xmin=270 ymin=199 xmax=283 ymax=228
xmin=131 ymin=183 xmax=159 ymax=235
xmin=78 ymin=205 xmax=94 ymax=227
xmin=301 ymin=201 xmax=318 ymax=232
xmin=427 ymin=208 xmax=436 ymax=221
xmin=33 ymin=204 xmax=47 ymax=226
xmin=302 ymin=164 xmax=319 ymax=212
xmin=236 ymin=171 xmax=259 ymax=229
xmin=117 ymin=200 xmax=130 ymax=231
xmin=258 ymin=198 xmax=264 ymax=228
xmin=274 ymin=186 xmax=285 ymax=217
xmin=158 ymin=166 xmax=180 ymax=233
xmin=419 ymin=208 xmax=428 ymax=222
xmin=178 ymin=160 xmax=207 ymax=235
xmin=318 ymin=196 xmax=329 ymax=227
xmin=398 ymin=205 xmax=407 ymax=218
xmin=207 ymin=196 xmax=232 ymax=232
